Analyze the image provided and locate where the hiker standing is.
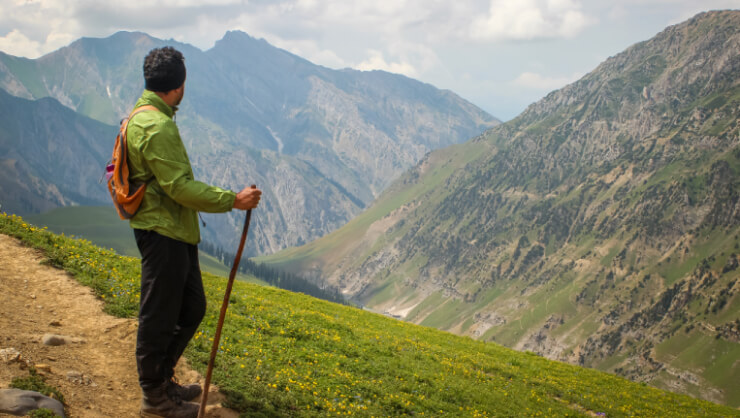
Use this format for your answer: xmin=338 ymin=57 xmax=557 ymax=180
xmin=127 ymin=46 xmax=261 ymax=417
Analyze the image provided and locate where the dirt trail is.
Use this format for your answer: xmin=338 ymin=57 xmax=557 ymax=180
xmin=0 ymin=234 xmax=236 ymax=418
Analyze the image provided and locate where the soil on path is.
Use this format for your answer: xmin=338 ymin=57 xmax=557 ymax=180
xmin=0 ymin=234 xmax=237 ymax=418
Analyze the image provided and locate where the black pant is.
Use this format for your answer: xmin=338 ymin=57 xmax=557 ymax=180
xmin=134 ymin=229 xmax=206 ymax=391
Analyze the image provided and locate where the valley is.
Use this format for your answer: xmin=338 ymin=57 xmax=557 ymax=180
xmin=261 ymin=10 xmax=740 ymax=407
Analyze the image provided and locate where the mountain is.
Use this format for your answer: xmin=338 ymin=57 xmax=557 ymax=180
xmin=0 ymin=88 xmax=113 ymax=214
xmin=0 ymin=31 xmax=498 ymax=254
xmin=261 ymin=11 xmax=740 ymax=406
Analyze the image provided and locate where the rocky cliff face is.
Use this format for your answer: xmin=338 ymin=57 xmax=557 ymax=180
xmin=0 ymin=31 xmax=498 ymax=254
xmin=264 ymin=11 xmax=740 ymax=406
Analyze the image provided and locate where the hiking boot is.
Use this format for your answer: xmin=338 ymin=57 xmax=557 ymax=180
xmin=166 ymin=377 xmax=202 ymax=402
xmin=140 ymin=382 xmax=199 ymax=418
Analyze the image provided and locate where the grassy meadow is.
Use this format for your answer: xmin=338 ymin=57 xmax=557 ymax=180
xmin=1 ymin=212 xmax=738 ymax=417
xmin=23 ymin=205 xmax=258 ymax=283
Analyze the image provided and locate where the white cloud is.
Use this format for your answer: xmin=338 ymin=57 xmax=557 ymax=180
xmin=305 ymin=0 xmax=416 ymax=27
xmin=357 ymin=50 xmax=419 ymax=77
xmin=354 ymin=40 xmax=443 ymax=78
xmin=0 ymin=0 xmax=736 ymax=120
xmin=273 ymin=38 xmax=349 ymax=69
xmin=155 ymin=0 xmax=242 ymax=6
xmin=0 ymin=0 xmax=82 ymax=57
xmin=512 ymin=71 xmax=582 ymax=90
xmin=470 ymin=0 xmax=595 ymax=41
xmin=0 ymin=29 xmax=42 ymax=57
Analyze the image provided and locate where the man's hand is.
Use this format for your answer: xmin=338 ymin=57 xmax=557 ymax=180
xmin=233 ymin=186 xmax=262 ymax=210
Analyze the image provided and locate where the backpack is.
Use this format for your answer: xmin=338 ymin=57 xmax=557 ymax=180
xmin=105 ymin=105 xmax=158 ymax=219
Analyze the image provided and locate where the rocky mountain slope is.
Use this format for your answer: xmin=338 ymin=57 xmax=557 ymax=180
xmin=0 ymin=31 xmax=497 ymax=254
xmin=0 ymin=89 xmax=111 ymax=214
xmin=262 ymin=11 xmax=740 ymax=406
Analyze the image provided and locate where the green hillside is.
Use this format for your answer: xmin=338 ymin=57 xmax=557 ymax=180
xmin=24 ymin=205 xmax=259 ymax=282
xmin=259 ymin=11 xmax=740 ymax=407
xmin=2 ymin=213 xmax=738 ymax=417
xmin=25 ymin=206 xmax=138 ymax=256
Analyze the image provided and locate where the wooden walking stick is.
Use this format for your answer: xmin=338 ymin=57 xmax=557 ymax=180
xmin=198 ymin=185 xmax=256 ymax=418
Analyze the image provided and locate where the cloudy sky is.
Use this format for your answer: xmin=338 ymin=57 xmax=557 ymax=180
xmin=0 ymin=0 xmax=737 ymax=120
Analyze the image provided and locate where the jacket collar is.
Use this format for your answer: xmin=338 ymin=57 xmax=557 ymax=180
xmin=136 ymin=90 xmax=177 ymax=118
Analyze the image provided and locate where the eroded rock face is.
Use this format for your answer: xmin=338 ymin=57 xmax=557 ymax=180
xmin=0 ymin=389 xmax=66 ymax=417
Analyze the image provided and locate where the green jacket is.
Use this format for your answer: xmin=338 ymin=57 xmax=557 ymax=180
xmin=126 ymin=90 xmax=236 ymax=244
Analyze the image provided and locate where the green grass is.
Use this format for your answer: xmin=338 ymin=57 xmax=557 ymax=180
xmin=199 ymin=252 xmax=264 ymax=285
xmin=2 ymin=212 xmax=738 ymax=417
xmin=420 ymin=298 xmax=465 ymax=329
xmin=29 ymin=409 xmax=61 ymax=418
xmin=25 ymin=206 xmax=139 ymax=256
xmin=24 ymin=205 xmax=255 ymax=281
xmin=10 ymin=367 xmax=65 ymax=406
xmin=364 ymin=275 xmax=403 ymax=307
xmin=656 ymin=231 xmax=736 ymax=286
xmin=655 ymin=330 xmax=740 ymax=404
xmin=461 ymin=317 xmax=475 ymax=333
xmin=0 ymin=55 xmax=47 ymax=97
xmin=79 ymin=91 xmax=117 ymax=125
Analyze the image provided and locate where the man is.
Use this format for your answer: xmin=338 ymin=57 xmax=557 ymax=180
xmin=127 ymin=46 xmax=261 ymax=417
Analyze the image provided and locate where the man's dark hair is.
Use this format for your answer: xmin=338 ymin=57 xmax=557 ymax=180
xmin=143 ymin=46 xmax=186 ymax=92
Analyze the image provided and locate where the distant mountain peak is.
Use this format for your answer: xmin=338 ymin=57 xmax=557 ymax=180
xmin=221 ymin=30 xmax=259 ymax=42
xmin=209 ymin=29 xmax=310 ymax=69
xmin=64 ymin=30 xmax=157 ymax=51
xmin=212 ymin=30 xmax=273 ymax=50
xmin=108 ymin=30 xmax=156 ymax=42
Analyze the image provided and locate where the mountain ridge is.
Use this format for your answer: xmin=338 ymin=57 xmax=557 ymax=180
xmin=261 ymin=10 xmax=740 ymax=406
xmin=0 ymin=88 xmax=113 ymax=214
xmin=0 ymin=30 xmax=498 ymax=255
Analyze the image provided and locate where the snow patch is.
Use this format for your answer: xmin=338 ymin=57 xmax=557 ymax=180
xmin=267 ymin=126 xmax=284 ymax=154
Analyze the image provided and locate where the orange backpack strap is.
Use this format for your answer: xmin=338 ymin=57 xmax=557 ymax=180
xmin=107 ymin=105 xmax=160 ymax=220
xmin=128 ymin=104 xmax=159 ymax=120
xmin=120 ymin=105 xmax=159 ymax=165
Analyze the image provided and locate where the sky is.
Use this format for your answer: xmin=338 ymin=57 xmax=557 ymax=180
xmin=0 ymin=0 xmax=738 ymax=121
